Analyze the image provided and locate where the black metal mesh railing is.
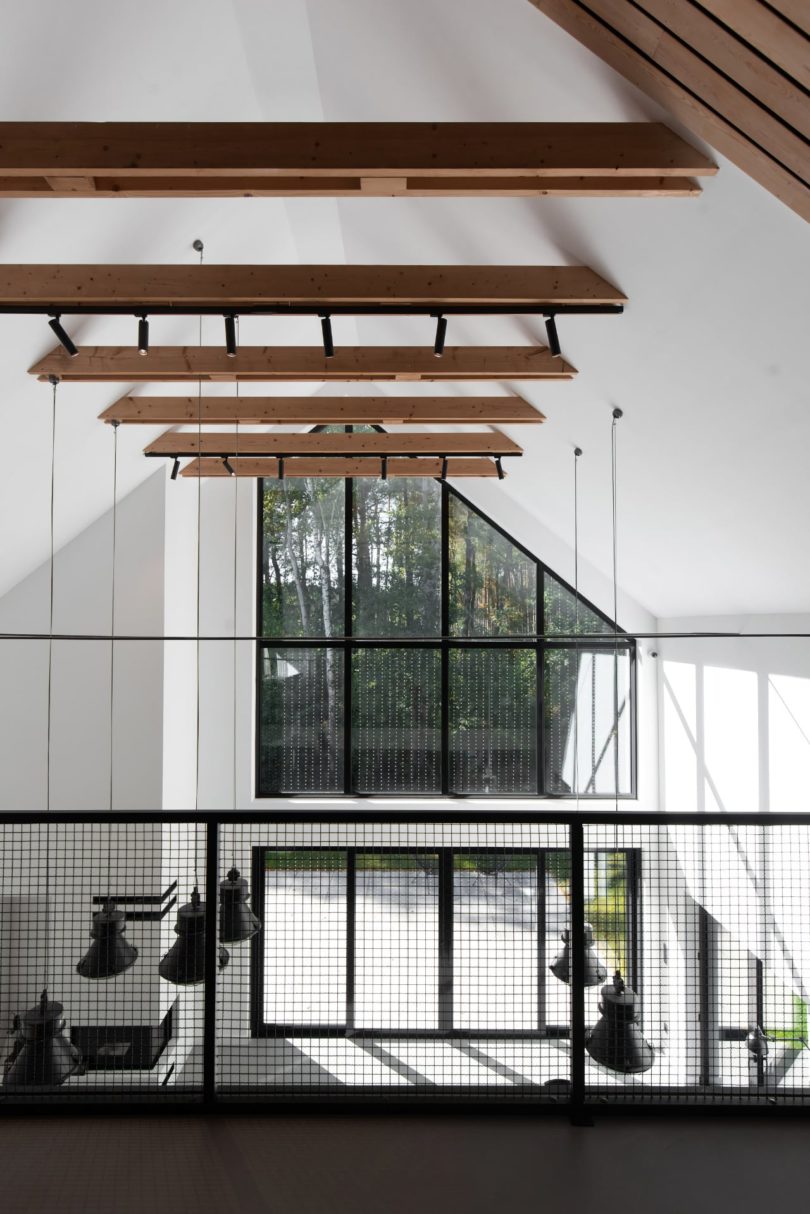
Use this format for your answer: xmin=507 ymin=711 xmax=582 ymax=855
xmin=1 ymin=811 xmax=809 ymax=1112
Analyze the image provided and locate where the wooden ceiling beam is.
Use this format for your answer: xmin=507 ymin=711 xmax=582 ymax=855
xmin=529 ymin=1 xmax=810 ymax=222
xmin=32 ymin=346 xmax=576 ymax=382
xmin=0 ymin=264 xmax=624 ymax=310
xmin=0 ymin=122 xmax=716 ymax=182
xmin=144 ymin=431 xmax=523 ymax=458
xmin=181 ymin=457 xmax=504 ymax=479
xmin=98 ymin=394 xmax=545 ymax=425
xmin=0 ymin=174 xmax=702 ymax=198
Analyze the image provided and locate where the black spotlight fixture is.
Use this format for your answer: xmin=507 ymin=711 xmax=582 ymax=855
xmin=381 ymin=455 xmax=388 ymax=481
xmin=441 ymin=457 xmax=449 ymax=482
xmin=320 ymin=313 xmax=335 ymax=358
xmin=159 ymin=887 xmax=229 ymax=985
xmin=433 ymin=314 xmax=447 ymax=358
xmin=495 ymin=456 xmax=504 ymax=480
xmin=549 ymin=922 xmax=608 ymax=987
xmin=222 ymin=456 xmax=235 ymax=476
xmin=224 ymin=314 xmax=237 ymax=358
xmin=3 ymin=991 xmax=84 ymax=1089
xmin=137 ymin=315 xmax=150 ymax=356
xmin=48 ymin=315 xmax=79 ymax=358
xmin=277 ymin=456 xmax=285 ymax=481
xmin=585 ymin=971 xmax=654 ymax=1074
xmin=170 ymin=457 xmax=181 ymax=481
xmin=219 ymin=868 xmax=262 ymax=944
xmin=545 ymin=314 xmax=561 ymax=358
xmin=76 ymin=899 xmax=139 ymax=980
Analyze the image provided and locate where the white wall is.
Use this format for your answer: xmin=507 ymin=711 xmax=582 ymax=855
xmin=0 ymin=471 xmax=165 ymax=812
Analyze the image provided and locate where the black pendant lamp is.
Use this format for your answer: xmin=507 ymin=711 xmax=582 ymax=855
xmin=3 ymin=991 xmax=85 ymax=1089
xmin=76 ymin=899 xmax=139 ymax=980
xmin=159 ymin=887 xmax=230 ymax=984
xmin=219 ymin=868 xmax=261 ymax=944
xmin=585 ymin=971 xmax=654 ymax=1074
xmin=550 ymin=922 xmax=608 ymax=987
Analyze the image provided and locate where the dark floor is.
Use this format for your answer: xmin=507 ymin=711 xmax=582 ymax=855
xmin=0 ymin=1110 xmax=804 ymax=1213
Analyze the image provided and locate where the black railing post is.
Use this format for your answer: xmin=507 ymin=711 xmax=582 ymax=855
xmin=203 ymin=819 xmax=219 ymax=1106
xmin=569 ymin=820 xmax=591 ymax=1124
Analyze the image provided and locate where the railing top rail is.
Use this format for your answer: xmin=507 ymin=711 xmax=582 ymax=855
xmin=1 ymin=809 xmax=810 ymax=827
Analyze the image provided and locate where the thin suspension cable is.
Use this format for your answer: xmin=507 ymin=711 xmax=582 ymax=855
xmin=573 ymin=446 xmax=581 ymax=812
xmin=43 ymin=376 xmax=58 ymax=989
xmin=233 ymin=378 xmax=239 ymax=853
xmin=611 ymin=410 xmax=621 ymax=816
xmin=194 ymin=242 xmax=204 ymax=889
xmin=107 ymin=421 xmax=119 ymax=894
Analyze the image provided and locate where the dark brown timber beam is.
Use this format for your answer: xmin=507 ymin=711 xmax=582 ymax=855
xmin=144 ymin=431 xmax=523 ymax=458
xmin=181 ymin=457 xmax=505 ymax=478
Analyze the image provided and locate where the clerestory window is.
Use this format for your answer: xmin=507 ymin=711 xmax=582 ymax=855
xmin=256 ymin=475 xmax=635 ymax=797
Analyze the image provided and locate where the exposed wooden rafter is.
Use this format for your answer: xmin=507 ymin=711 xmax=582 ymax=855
xmin=144 ymin=431 xmax=523 ymax=458
xmin=1 ymin=264 xmax=625 ymax=311
xmin=32 ymin=346 xmax=576 ymax=382
xmin=528 ymin=1 xmax=810 ymax=222
xmin=98 ymin=395 xmax=545 ymax=426
xmin=181 ymin=457 xmax=505 ymax=479
xmin=0 ymin=121 xmax=716 ymax=198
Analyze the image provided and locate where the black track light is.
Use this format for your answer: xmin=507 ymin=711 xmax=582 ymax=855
xmin=434 ymin=314 xmax=447 ymax=358
xmin=171 ymin=457 xmax=180 ymax=481
xmin=277 ymin=456 xmax=285 ymax=481
xmin=495 ymin=457 xmax=504 ymax=480
xmin=320 ymin=314 xmax=334 ymax=358
xmin=441 ymin=457 xmax=448 ymax=482
xmin=48 ymin=315 xmax=78 ymax=358
xmin=224 ymin=314 xmax=237 ymax=358
xmin=545 ymin=314 xmax=561 ymax=359
xmin=222 ymin=457 xmax=235 ymax=476
xmin=381 ymin=455 xmax=388 ymax=481
xmin=137 ymin=315 xmax=149 ymax=356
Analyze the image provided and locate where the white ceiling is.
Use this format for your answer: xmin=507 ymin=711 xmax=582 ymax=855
xmin=0 ymin=0 xmax=808 ymax=617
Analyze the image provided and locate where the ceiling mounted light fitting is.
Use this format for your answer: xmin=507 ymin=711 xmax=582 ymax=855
xmin=320 ymin=313 xmax=334 ymax=358
xmin=433 ymin=314 xmax=447 ymax=357
xmin=224 ymin=314 xmax=237 ymax=358
xmin=48 ymin=314 xmax=78 ymax=357
xmin=3 ymin=991 xmax=85 ymax=1089
xmin=222 ymin=456 xmax=235 ymax=476
xmin=137 ymin=315 xmax=149 ymax=356
xmin=170 ymin=457 xmax=180 ymax=481
xmin=545 ymin=314 xmax=561 ymax=358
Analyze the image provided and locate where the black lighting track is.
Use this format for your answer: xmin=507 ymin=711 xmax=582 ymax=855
xmin=5 ymin=303 xmax=624 ymax=317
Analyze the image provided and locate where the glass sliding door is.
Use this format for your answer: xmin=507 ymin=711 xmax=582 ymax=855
xmin=354 ymin=853 xmax=440 ymax=1031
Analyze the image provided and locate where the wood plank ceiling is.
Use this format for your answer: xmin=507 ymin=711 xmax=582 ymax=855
xmin=528 ymin=1 xmax=810 ymax=222
xmin=0 ymin=121 xmax=716 ymax=198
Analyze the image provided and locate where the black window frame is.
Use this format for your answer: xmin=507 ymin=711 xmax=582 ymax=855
xmin=250 ymin=844 xmax=641 ymax=1039
xmin=255 ymin=476 xmax=637 ymax=798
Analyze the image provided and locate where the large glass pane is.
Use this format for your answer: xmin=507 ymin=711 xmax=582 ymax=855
xmin=449 ymin=648 xmax=537 ymax=794
xmin=454 ymin=853 xmax=538 ymax=1029
xmin=258 ymin=646 xmax=344 ymax=793
xmin=352 ymin=648 xmax=441 ymax=792
xmin=263 ymin=850 xmax=347 ymax=1025
xmin=352 ymin=478 xmax=441 ymax=637
xmin=260 ymin=478 xmax=344 ymax=637
xmin=544 ymin=572 xmax=613 ymax=637
xmin=448 ymin=494 xmax=536 ymax=637
xmin=355 ymin=853 xmax=439 ymax=1030
xmin=544 ymin=646 xmax=633 ymax=795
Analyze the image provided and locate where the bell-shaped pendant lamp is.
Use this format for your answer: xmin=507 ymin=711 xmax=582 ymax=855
xmin=3 ymin=990 xmax=84 ymax=1089
xmin=746 ymin=1024 xmax=769 ymax=1060
xmin=159 ymin=887 xmax=229 ymax=984
xmin=76 ymin=899 xmax=139 ymax=980
xmin=219 ymin=868 xmax=261 ymax=944
xmin=585 ymin=971 xmax=655 ymax=1074
xmin=550 ymin=922 xmax=608 ymax=987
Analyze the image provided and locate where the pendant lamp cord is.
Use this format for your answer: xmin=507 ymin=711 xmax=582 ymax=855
xmin=107 ymin=421 xmax=119 ymax=896
xmin=43 ymin=375 xmax=58 ymax=991
xmin=611 ymin=410 xmax=621 ymax=830
xmin=573 ymin=446 xmax=581 ymax=812
xmin=194 ymin=242 xmax=204 ymax=890
xmin=233 ymin=375 xmax=239 ymax=865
